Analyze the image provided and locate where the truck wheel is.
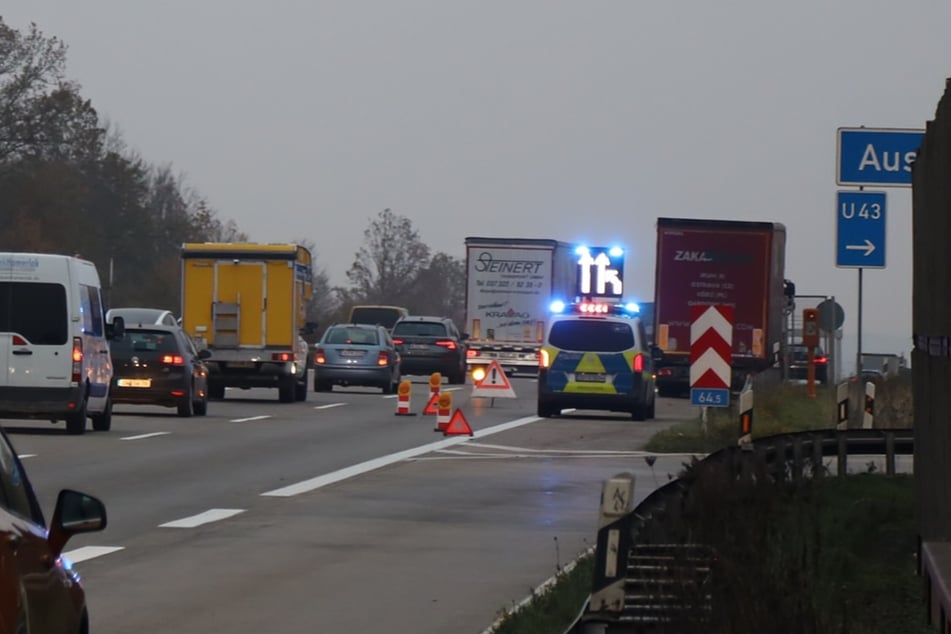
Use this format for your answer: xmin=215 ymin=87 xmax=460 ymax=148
xmin=294 ymin=377 xmax=308 ymax=401
xmin=65 ymin=396 xmax=87 ymax=435
xmin=91 ymin=397 xmax=112 ymax=431
xmin=209 ymin=383 xmax=225 ymax=400
xmin=278 ymin=376 xmax=296 ymax=403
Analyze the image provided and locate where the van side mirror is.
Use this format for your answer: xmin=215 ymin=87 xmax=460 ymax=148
xmin=302 ymin=321 xmax=318 ymax=335
xmin=106 ymin=316 xmax=125 ymax=341
xmin=650 ymin=344 xmax=664 ymax=362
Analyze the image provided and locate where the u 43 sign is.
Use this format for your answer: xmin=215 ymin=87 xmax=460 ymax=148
xmin=836 ymin=127 xmax=924 ymax=187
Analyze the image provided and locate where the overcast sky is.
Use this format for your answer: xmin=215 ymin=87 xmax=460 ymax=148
xmin=5 ymin=1 xmax=951 ymax=372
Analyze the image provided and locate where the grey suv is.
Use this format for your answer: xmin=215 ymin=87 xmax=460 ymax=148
xmin=391 ymin=316 xmax=469 ymax=384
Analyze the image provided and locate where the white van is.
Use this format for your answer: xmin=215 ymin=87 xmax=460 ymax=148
xmin=0 ymin=253 xmax=124 ymax=434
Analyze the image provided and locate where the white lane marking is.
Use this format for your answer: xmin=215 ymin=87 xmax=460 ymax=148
xmin=159 ymin=508 xmax=245 ymax=528
xmin=261 ymin=415 xmax=542 ymax=497
xmin=63 ymin=546 xmax=125 ymax=563
xmin=16 ymin=454 xmax=36 ymax=459
xmin=230 ymin=415 xmax=272 ymax=423
xmin=465 ymin=442 xmax=664 ymax=455
xmin=120 ymin=432 xmax=171 ymax=441
xmin=313 ymin=403 xmax=347 ymax=410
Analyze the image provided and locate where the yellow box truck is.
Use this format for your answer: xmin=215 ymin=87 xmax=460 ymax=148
xmin=180 ymin=243 xmax=314 ymax=402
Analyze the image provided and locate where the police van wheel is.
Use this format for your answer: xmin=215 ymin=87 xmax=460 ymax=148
xmin=209 ymin=383 xmax=225 ymax=400
xmin=631 ymin=401 xmax=648 ymax=421
xmin=537 ymin=399 xmax=558 ymax=418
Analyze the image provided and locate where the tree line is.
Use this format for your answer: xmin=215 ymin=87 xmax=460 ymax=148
xmin=0 ymin=19 xmax=465 ymax=335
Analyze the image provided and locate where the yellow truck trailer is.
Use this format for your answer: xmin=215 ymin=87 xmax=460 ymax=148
xmin=180 ymin=243 xmax=314 ymax=402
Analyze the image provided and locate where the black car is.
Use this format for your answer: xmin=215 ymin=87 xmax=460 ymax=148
xmin=110 ymin=324 xmax=212 ymax=416
xmin=391 ymin=316 xmax=468 ymax=384
xmin=787 ymin=344 xmax=829 ymax=384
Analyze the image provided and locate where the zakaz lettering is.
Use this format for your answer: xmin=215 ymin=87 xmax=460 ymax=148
xmin=673 ymin=250 xmax=752 ymax=264
xmin=473 ymin=252 xmax=543 ymax=274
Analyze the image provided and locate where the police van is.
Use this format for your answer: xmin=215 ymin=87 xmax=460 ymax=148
xmin=0 ymin=253 xmax=124 ymax=434
xmin=537 ymin=299 xmax=656 ymax=420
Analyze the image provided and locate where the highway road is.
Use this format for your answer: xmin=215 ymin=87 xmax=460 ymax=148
xmin=7 ymin=376 xmax=701 ymax=634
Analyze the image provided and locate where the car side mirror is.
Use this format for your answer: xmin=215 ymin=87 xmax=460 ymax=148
xmin=650 ymin=344 xmax=664 ymax=362
xmin=47 ymin=489 xmax=107 ymax=558
xmin=106 ymin=315 xmax=125 ymax=341
xmin=460 ymin=333 xmax=470 ymax=340
xmin=302 ymin=321 xmax=318 ymax=335
xmin=198 ymin=349 xmax=212 ymax=360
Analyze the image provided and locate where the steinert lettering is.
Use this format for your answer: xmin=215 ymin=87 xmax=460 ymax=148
xmin=474 ymin=252 xmax=543 ymax=274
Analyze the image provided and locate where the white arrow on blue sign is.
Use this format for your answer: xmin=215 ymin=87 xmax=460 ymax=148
xmin=836 ymin=191 xmax=886 ymax=269
xmin=836 ymin=127 xmax=924 ymax=187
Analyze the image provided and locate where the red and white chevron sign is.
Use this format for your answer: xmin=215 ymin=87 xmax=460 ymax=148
xmin=690 ymin=305 xmax=733 ymax=390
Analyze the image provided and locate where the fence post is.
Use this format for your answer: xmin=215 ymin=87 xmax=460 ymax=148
xmin=836 ymin=381 xmax=849 ymax=430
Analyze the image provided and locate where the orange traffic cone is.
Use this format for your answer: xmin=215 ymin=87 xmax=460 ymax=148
xmin=434 ymin=392 xmax=453 ymax=432
xmin=394 ymin=380 xmax=416 ymax=416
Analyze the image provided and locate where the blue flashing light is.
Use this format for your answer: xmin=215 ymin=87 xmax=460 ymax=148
xmin=574 ymin=245 xmax=590 ymax=256
xmin=549 ymin=300 xmax=566 ymax=314
xmin=624 ymin=302 xmax=640 ymax=314
xmin=609 ymin=246 xmax=624 ymax=257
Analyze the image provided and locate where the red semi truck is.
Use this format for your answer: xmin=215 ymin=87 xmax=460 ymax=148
xmin=652 ymin=217 xmax=787 ymax=396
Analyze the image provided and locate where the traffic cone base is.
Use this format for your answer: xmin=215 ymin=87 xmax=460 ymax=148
xmin=443 ymin=409 xmax=473 ymax=436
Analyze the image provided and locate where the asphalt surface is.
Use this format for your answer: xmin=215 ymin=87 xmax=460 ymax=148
xmin=7 ymin=375 xmax=701 ymax=634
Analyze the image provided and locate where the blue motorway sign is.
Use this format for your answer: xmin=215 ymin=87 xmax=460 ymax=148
xmin=836 ymin=127 xmax=924 ymax=187
xmin=836 ymin=191 xmax=886 ymax=268
xmin=690 ymin=388 xmax=730 ymax=408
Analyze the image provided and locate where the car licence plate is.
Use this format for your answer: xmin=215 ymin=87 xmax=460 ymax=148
xmin=228 ymin=361 xmax=255 ymax=368
xmin=118 ymin=378 xmax=151 ymax=388
xmin=410 ymin=344 xmax=429 ymax=350
xmin=340 ymin=349 xmax=366 ymax=357
xmin=575 ymin=373 xmax=606 ymax=383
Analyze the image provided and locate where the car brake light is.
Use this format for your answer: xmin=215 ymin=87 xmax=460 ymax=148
xmin=657 ymin=368 xmax=672 ymax=377
xmin=12 ymin=334 xmax=27 ymax=346
xmin=392 ymin=338 xmax=404 ymax=345
xmin=314 ymin=348 xmax=326 ymax=365
xmin=272 ymin=352 xmax=292 ymax=362
xmin=539 ymin=349 xmax=550 ymax=369
xmin=633 ymin=353 xmax=644 ymax=373
xmin=377 ymin=351 xmax=389 ymax=366
xmin=435 ymin=340 xmax=457 ymax=350
xmin=814 ymin=356 xmax=828 ymax=365
xmin=71 ymin=337 xmax=83 ymax=383
xmin=466 ymin=349 xmax=477 ymax=358
xmin=161 ymin=354 xmax=185 ymax=366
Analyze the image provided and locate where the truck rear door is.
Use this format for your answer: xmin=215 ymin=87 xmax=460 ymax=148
xmin=214 ymin=261 xmax=266 ymax=347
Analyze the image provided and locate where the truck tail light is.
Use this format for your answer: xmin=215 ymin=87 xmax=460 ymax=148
xmin=314 ymin=348 xmax=326 ymax=365
xmin=272 ymin=352 xmax=292 ymax=362
xmin=466 ymin=349 xmax=478 ymax=358
xmin=539 ymin=349 xmax=551 ymax=369
xmin=392 ymin=338 xmax=404 ymax=345
xmin=161 ymin=354 xmax=185 ymax=366
xmin=377 ymin=351 xmax=389 ymax=366
xmin=71 ymin=337 xmax=83 ymax=383
xmin=633 ymin=353 xmax=644 ymax=373
xmin=435 ymin=340 xmax=457 ymax=350
xmin=814 ymin=355 xmax=828 ymax=365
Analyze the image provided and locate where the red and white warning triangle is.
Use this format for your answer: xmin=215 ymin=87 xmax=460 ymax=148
xmin=471 ymin=360 xmax=516 ymax=398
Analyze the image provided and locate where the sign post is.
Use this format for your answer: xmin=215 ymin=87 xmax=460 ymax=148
xmin=803 ymin=308 xmax=819 ymax=398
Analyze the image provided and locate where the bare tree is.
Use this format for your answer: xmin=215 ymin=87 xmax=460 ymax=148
xmin=408 ymin=252 xmax=465 ymax=324
xmin=345 ymin=208 xmax=430 ymax=304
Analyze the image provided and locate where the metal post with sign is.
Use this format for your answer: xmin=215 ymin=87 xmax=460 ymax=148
xmin=802 ymin=308 xmax=819 ymax=398
xmin=836 ymin=126 xmax=921 ymax=378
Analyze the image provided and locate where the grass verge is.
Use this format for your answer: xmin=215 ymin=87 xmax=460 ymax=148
xmin=491 ymin=378 xmax=926 ymax=633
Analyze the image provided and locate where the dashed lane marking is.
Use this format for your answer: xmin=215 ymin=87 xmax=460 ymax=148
xmin=159 ymin=508 xmax=245 ymax=528
xmin=261 ymin=415 xmax=542 ymax=497
xmin=16 ymin=454 xmax=36 ymax=459
xmin=64 ymin=546 xmax=125 ymax=563
xmin=230 ymin=415 xmax=272 ymax=422
xmin=313 ymin=403 xmax=347 ymax=410
xmin=121 ymin=432 xmax=171 ymax=441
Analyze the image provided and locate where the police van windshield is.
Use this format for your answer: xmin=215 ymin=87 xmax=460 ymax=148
xmin=549 ymin=320 xmax=634 ymax=352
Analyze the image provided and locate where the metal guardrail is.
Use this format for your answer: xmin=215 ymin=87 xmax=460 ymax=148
xmin=570 ymin=428 xmax=914 ymax=634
